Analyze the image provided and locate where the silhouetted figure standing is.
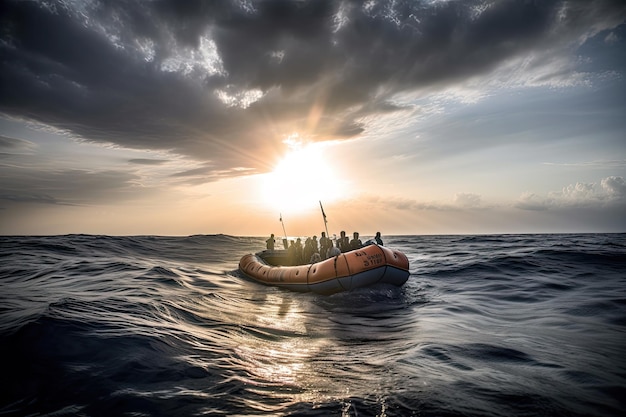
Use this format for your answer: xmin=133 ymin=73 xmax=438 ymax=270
xmin=303 ymin=237 xmax=315 ymax=263
xmin=338 ymin=231 xmax=350 ymax=252
xmin=288 ymin=241 xmax=296 ymax=265
xmin=350 ymin=232 xmax=363 ymax=250
xmin=319 ymin=232 xmax=330 ymax=259
xmin=295 ymin=238 xmax=304 ymax=264
xmin=375 ymin=232 xmax=383 ymax=246
xmin=266 ymin=234 xmax=275 ymax=250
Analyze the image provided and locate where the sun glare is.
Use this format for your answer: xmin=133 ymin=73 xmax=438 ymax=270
xmin=260 ymin=140 xmax=346 ymax=214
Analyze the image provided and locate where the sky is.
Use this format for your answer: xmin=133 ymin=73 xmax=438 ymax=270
xmin=1 ymin=0 xmax=625 ymax=237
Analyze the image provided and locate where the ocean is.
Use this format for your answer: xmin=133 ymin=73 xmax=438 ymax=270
xmin=0 ymin=233 xmax=624 ymax=417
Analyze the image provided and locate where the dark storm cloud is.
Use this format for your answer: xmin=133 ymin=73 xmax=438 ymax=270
xmin=169 ymin=163 xmax=256 ymax=186
xmin=0 ymin=192 xmax=60 ymax=205
xmin=0 ymin=135 xmax=35 ymax=154
xmin=0 ymin=167 xmax=143 ymax=205
xmin=1 ymin=0 xmax=624 ymax=173
xmin=128 ymin=158 xmax=170 ymax=165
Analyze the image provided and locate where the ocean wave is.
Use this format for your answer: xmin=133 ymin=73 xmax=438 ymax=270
xmin=1 ymin=233 xmax=625 ymax=416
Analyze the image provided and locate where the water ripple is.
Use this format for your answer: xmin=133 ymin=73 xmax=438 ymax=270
xmin=1 ymin=234 xmax=625 ymax=416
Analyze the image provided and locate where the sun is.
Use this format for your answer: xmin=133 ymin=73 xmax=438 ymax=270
xmin=260 ymin=140 xmax=346 ymax=214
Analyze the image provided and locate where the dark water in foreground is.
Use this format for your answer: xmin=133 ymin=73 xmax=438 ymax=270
xmin=0 ymin=234 xmax=625 ymax=416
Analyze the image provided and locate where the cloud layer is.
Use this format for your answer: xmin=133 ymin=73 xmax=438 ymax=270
xmin=2 ymin=0 xmax=624 ymax=175
xmin=516 ymin=176 xmax=626 ymax=211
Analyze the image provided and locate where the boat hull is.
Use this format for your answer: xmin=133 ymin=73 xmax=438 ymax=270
xmin=239 ymin=244 xmax=410 ymax=295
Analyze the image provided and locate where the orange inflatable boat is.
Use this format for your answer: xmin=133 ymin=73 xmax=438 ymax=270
xmin=239 ymin=244 xmax=410 ymax=295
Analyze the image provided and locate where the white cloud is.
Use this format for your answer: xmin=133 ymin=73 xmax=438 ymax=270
xmin=214 ymin=86 xmax=265 ymax=109
xmin=516 ymin=176 xmax=626 ymax=211
xmin=543 ymin=160 xmax=626 ymax=168
xmin=454 ymin=192 xmax=483 ymax=209
xmin=601 ymin=176 xmax=626 ymax=198
xmin=560 ymin=181 xmax=596 ymax=201
xmin=353 ymin=192 xmax=490 ymax=212
xmin=514 ymin=192 xmax=553 ymax=211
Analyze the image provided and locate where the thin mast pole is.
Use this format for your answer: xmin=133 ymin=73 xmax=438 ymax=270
xmin=280 ymin=213 xmax=287 ymax=239
xmin=280 ymin=213 xmax=289 ymax=250
xmin=319 ymin=201 xmax=329 ymax=238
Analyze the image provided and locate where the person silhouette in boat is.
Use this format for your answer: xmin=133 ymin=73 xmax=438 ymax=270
xmin=266 ymin=234 xmax=275 ymax=250
xmin=338 ymin=231 xmax=350 ymax=252
xmin=303 ymin=237 xmax=316 ymax=263
xmin=294 ymin=238 xmax=304 ymax=264
xmin=310 ymin=252 xmax=321 ymax=263
xmin=287 ymin=240 xmax=297 ymax=265
xmin=375 ymin=232 xmax=383 ymax=246
xmin=327 ymin=239 xmax=341 ymax=258
xmin=319 ymin=232 xmax=330 ymax=259
xmin=350 ymin=232 xmax=363 ymax=250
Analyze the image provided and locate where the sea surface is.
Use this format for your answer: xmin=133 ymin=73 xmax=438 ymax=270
xmin=0 ymin=233 xmax=625 ymax=417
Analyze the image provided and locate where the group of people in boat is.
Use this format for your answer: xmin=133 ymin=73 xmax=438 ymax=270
xmin=265 ymin=231 xmax=384 ymax=265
